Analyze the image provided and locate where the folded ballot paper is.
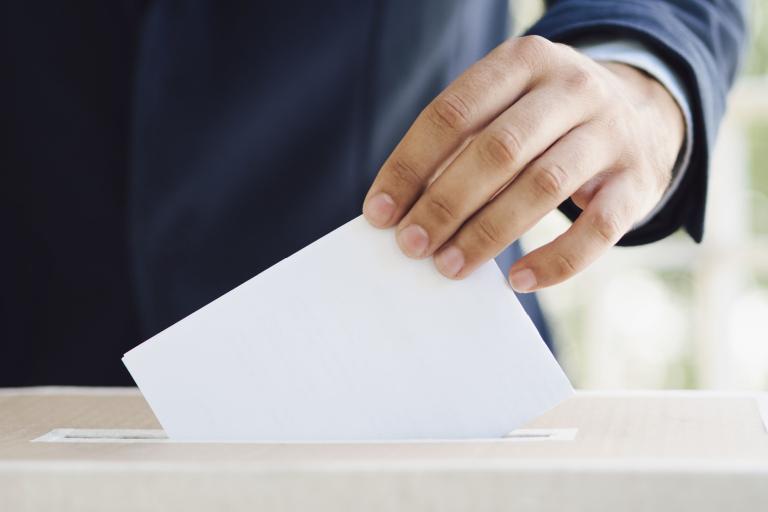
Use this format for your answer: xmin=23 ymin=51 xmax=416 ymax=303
xmin=123 ymin=216 xmax=573 ymax=442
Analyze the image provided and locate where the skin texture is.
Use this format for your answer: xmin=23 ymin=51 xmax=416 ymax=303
xmin=362 ymin=35 xmax=685 ymax=292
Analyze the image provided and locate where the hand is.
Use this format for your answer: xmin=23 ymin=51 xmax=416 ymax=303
xmin=362 ymin=35 xmax=685 ymax=292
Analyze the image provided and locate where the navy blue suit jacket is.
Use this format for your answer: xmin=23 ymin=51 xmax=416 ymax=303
xmin=0 ymin=1 xmax=746 ymax=385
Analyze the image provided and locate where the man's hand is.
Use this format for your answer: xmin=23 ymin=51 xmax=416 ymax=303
xmin=362 ymin=36 xmax=684 ymax=292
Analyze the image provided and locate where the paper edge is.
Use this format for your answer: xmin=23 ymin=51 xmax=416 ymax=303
xmin=31 ymin=428 xmax=577 ymax=444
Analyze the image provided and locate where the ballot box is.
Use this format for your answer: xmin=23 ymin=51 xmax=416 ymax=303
xmin=1 ymin=387 xmax=767 ymax=511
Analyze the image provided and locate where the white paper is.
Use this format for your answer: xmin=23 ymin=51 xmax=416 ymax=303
xmin=123 ymin=216 xmax=572 ymax=442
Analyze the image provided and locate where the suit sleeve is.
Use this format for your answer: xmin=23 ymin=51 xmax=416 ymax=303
xmin=525 ymin=0 xmax=748 ymax=246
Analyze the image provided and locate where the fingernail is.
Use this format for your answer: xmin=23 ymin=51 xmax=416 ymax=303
xmin=363 ymin=193 xmax=396 ymax=227
xmin=434 ymin=246 xmax=464 ymax=278
xmin=509 ymin=268 xmax=537 ymax=292
xmin=397 ymin=224 xmax=429 ymax=258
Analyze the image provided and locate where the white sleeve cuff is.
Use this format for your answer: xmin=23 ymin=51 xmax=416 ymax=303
xmin=576 ymin=39 xmax=693 ymax=228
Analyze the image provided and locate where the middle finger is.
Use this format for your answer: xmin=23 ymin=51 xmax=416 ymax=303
xmin=395 ymin=85 xmax=591 ymax=259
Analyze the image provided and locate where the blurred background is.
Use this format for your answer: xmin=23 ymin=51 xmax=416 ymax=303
xmin=516 ymin=0 xmax=768 ymax=390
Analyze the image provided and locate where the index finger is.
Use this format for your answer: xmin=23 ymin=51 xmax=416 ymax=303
xmin=362 ymin=36 xmax=556 ymax=228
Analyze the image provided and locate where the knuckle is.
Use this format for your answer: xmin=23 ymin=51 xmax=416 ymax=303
xmin=478 ymin=128 xmax=523 ymax=169
xmin=553 ymin=252 xmax=579 ymax=277
xmin=511 ymin=36 xmax=551 ymax=75
xmin=428 ymin=92 xmax=473 ymax=133
xmin=425 ymin=191 xmax=458 ymax=222
xmin=563 ymin=66 xmax=596 ymax=93
xmin=531 ymin=163 xmax=568 ymax=199
xmin=474 ymin=216 xmax=505 ymax=246
xmin=389 ymin=158 xmax=423 ymax=187
xmin=590 ymin=209 xmax=623 ymax=243
xmin=515 ymin=35 xmax=552 ymax=57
